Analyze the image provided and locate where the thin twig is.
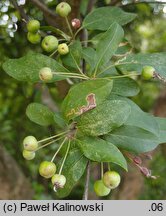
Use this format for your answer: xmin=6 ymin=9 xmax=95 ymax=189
xmin=121 ymin=1 xmax=166 ymax=7
xmin=154 ymin=72 xmax=166 ymax=83
xmin=10 ymin=0 xmax=29 ymax=21
xmin=82 ymin=161 xmax=90 ymax=200
xmin=82 ymin=29 xmax=88 ymax=74
xmin=81 ymin=0 xmax=96 ymax=74
xmin=86 ymin=0 xmax=97 ymax=14
xmin=29 ymin=0 xmax=57 ymax=19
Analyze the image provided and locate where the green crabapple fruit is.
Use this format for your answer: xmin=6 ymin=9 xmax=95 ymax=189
xmin=58 ymin=43 xmax=69 ymax=55
xmin=27 ymin=32 xmax=41 ymax=44
xmin=141 ymin=66 xmax=155 ymax=80
xmin=56 ymin=2 xmax=71 ymax=17
xmin=27 ymin=20 xmax=40 ymax=33
xmin=23 ymin=136 xmax=38 ymax=151
xmin=94 ymin=180 xmax=111 ymax=197
xmin=39 ymin=67 xmax=53 ymax=81
xmin=51 ymin=174 xmax=66 ymax=191
xmin=103 ymin=171 xmax=121 ymax=189
xmin=23 ymin=150 xmax=35 ymax=160
xmin=39 ymin=161 xmax=56 ymax=178
xmin=41 ymin=35 xmax=58 ymax=52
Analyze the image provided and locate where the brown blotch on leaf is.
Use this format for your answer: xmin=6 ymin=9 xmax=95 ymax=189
xmin=77 ymin=93 xmax=96 ymax=115
xmin=67 ymin=93 xmax=96 ymax=117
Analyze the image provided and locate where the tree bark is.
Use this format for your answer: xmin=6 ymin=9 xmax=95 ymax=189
xmin=0 ymin=145 xmax=34 ymax=199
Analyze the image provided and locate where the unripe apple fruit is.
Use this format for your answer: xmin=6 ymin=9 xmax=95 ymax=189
xmin=23 ymin=150 xmax=35 ymax=160
xmin=51 ymin=174 xmax=66 ymax=191
xmin=39 ymin=161 xmax=56 ymax=178
xmin=27 ymin=32 xmax=41 ymax=44
xmin=58 ymin=43 xmax=69 ymax=55
xmin=56 ymin=2 xmax=71 ymax=17
xmin=41 ymin=35 xmax=58 ymax=52
xmin=141 ymin=66 xmax=155 ymax=80
xmin=39 ymin=67 xmax=53 ymax=81
xmin=27 ymin=20 xmax=40 ymax=33
xmin=23 ymin=136 xmax=38 ymax=151
xmin=94 ymin=180 xmax=111 ymax=196
xmin=103 ymin=171 xmax=121 ymax=189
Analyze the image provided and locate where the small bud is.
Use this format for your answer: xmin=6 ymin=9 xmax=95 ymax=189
xmin=71 ymin=18 xmax=81 ymax=29
xmin=140 ymin=166 xmax=151 ymax=177
xmin=133 ymin=156 xmax=142 ymax=165
xmin=144 ymin=153 xmax=153 ymax=160
xmin=39 ymin=67 xmax=53 ymax=82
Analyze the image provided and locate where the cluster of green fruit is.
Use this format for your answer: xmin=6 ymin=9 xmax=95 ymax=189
xmin=27 ymin=19 xmax=69 ymax=55
xmin=94 ymin=171 xmax=121 ymax=197
xmin=22 ymin=134 xmax=68 ymax=191
xmin=22 ymin=135 xmax=121 ymax=195
xmin=26 ymin=2 xmax=77 ymax=55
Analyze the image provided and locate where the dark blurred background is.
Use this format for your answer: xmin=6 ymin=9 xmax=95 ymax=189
xmin=0 ymin=0 xmax=166 ymax=200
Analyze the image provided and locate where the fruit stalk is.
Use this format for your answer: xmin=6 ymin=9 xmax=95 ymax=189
xmin=59 ymin=140 xmax=71 ymax=175
xmin=51 ymin=137 xmax=67 ymax=162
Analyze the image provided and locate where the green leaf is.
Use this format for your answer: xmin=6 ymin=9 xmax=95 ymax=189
xmin=83 ymin=7 xmax=136 ymax=30
xmin=77 ymin=100 xmax=131 ymax=136
xmin=82 ymin=47 xmax=96 ymax=72
xmin=56 ymin=148 xmax=88 ymax=198
xmin=155 ymin=117 xmax=166 ymax=144
xmin=61 ymin=40 xmax=82 ymax=70
xmin=115 ymin=39 xmax=132 ymax=57
xmin=92 ymin=36 xmax=132 ymax=57
xmin=54 ymin=112 xmax=67 ymax=129
xmin=94 ymin=23 xmax=124 ymax=74
xmin=26 ymin=103 xmax=54 ymax=126
xmin=97 ymin=65 xmax=119 ymax=78
xmin=76 ymin=136 xmax=127 ymax=170
xmin=62 ymin=79 xmax=113 ymax=121
xmin=117 ymin=53 xmax=166 ymax=78
xmin=91 ymin=33 xmax=104 ymax=46
xmin=112 ymin=77 xmax=140 ymax=97
xmin=109 ymin=95 xmax=159 ymax=136
xmin=105 ymin=125 xmax=159 ymax=153
xmin=2 ymin=52 xmax=70 ymax=83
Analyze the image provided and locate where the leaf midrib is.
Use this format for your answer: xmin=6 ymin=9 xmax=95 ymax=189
xmin=94 ymin=24 xmax=120 ymax=74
